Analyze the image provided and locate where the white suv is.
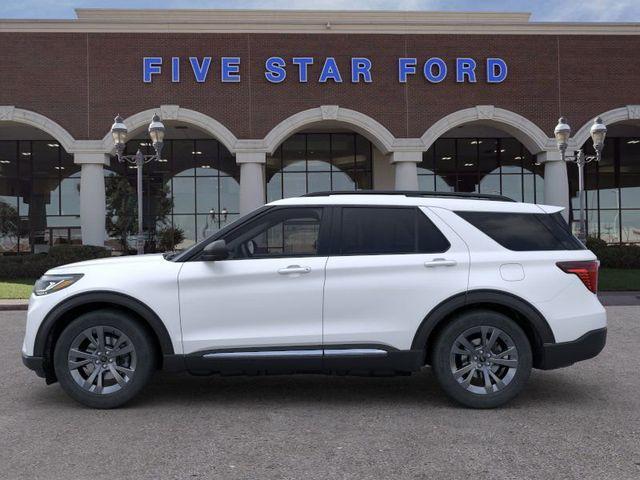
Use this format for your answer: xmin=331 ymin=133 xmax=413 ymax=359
xmin=22 ymin=191 xmax=607 ymax=409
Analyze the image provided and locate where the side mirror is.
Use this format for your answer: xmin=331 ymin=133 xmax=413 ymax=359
xmin=201 ymin=239 xmax=229 ymax=261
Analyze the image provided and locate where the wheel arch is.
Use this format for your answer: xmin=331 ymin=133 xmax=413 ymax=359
xmin=412 ymin=290 xmax=555 ymax=369
xmin=34 ymin=291 xmax=175 ymax=381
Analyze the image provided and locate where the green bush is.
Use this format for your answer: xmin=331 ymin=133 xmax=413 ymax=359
xmin=586 ymin=236 xmax=640 ymax=269
xmin=0 ymin=245 xmax=110 ymax=280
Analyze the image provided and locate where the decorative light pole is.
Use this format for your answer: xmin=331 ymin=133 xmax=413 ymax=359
xmin=110 ymin=114 xmax=166 ymax=254
xmin=554 ymin=116 xmax=607 ymax=243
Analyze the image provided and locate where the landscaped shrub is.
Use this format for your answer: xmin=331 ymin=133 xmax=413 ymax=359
xmin=0 ymin=245 xmax=110 ymax=280
xmin=586 ymin=237 xmax=640 ymax=269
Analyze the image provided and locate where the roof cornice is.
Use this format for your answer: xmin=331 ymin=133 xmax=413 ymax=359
xmin=0 ymin=9 xmax=639 ymax=35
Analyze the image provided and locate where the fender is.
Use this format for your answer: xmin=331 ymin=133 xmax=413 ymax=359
xmin=33 ymin=291 xmax=175 ymax=358
xmin=411 ymin=289 xmax=556 ymax=351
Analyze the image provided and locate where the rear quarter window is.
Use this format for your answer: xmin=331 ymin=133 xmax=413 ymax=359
xmin=455 ymin=211 xmax=585 ymax=251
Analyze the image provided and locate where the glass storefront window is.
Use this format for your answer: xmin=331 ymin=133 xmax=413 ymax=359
xmin=266 ymin=132 xmax=373 ymax=200
xmin=106 ymin=138 xmax=240 ymax=252
xmin=569 ymin=137 xmax=640 ymax=244
xmin=0 ymin=140 xmax=81 ymax=253
xmin=419 ymin=137 xmax=543 ymax=203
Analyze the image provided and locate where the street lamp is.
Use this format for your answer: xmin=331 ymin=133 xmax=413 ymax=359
xmin=554 ymin=116 xmax=607 ymax=243
xmin=110 ymin=113 xmax=166 ymax=255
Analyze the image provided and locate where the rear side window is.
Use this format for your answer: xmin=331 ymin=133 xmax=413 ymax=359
xmin=340 ymin=207 xmax=450 ymax=255
xmin=456 ymin=211 xmax=584 ymax=251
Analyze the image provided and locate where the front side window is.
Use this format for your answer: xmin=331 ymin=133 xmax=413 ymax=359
xmin=225 ymin=207 xmax=324 ymax=259
xmin=339 ymin=207 xmax=450 ymax=255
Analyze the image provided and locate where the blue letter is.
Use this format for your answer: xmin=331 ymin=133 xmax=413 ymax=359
xmin=351 ymin=57 xmax=372 ymax=83
xmin=292 ymin=57 xmax=314 ymax=82
xmin=221 ymin=57 xmax=241 ymax=83
xmin=265 ymin=56 xmax=287 ymax=83
xmin=319 ymin=57 xmax=343 ymax=83
xmin=171 ymin=57 xmax=180 ymax=83
xmin=189 ymin=57 xmax=211 ymax=83
xmin=143 ymin=57 xmax=162 ymax=83
xmin=487 ymin=58 xmax=508 ymax=83
xmin=424 ymin=57 xmax=447 ymax=83
xmin=398 ymin=58 xmax=417 ymax=83
xmin=456 ymin=58 xmax=477 ymax=83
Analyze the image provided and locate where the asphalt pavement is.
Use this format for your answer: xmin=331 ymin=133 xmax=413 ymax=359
xmin=1 ymin=308 xmax=639 ymax=480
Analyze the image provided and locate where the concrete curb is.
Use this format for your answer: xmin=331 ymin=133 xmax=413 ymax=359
xmin=0 ymin=300 xmax=28 ymax=311
xmin=598 ymin=291 xmax=640 ymax=306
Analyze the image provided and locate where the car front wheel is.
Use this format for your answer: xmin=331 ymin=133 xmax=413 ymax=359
xmin=431 ymin=309 xmax=532 ymax=409
xmin=53 ymin=309 xmax=156 ymax=409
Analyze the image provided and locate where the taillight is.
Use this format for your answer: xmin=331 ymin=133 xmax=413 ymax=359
xmin=556 ymin=260 xmax=599 ymax=293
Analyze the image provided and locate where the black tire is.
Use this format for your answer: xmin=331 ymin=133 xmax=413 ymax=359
xmin=53 ymin=309 xmax=156 ymax=409
xmin=431 ymin=309 xmax=532 ymax=409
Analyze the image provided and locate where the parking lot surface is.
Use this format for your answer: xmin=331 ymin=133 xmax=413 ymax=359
xmin=1 ymin=308 xmax=639 ymax=480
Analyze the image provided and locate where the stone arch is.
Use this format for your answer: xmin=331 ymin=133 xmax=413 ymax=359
xmin=572 ymin=105 xmax=640 ymax=148
xmin=0 ymin=106 xmax=76 ymax=152
xmin=420 ymin=105 xmax=553 ymax=154
xmin=263 ymin=106 xmax=397 ymax=155
xmin=100 ymin=105 xmax=239 ymax=154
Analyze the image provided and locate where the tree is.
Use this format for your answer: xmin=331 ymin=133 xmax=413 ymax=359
xmin=0 ymin=201 xmax=21 ymax=251
xmin=157 ymin=226 xmax=185 ymax=252
xmin=105 ymin=175 xmax=173 ymax=253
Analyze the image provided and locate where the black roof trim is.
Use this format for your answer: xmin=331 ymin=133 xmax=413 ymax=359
xmin=302 ymin=190 xmax=515 ymax=202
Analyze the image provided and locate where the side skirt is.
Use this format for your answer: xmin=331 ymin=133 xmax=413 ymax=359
xmin=170 ymin=345 xmax=424 ymax=377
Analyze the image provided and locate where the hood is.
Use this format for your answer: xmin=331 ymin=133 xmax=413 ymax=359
xmin=46 ymin=253 xmax=168 ymax=273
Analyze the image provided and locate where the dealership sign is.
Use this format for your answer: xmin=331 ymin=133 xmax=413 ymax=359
xmin=142 ymin=56 xmax=508 ymax=84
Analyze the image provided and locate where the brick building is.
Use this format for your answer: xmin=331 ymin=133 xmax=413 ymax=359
xmin=0 ymin=9 xmax=639 ymax=251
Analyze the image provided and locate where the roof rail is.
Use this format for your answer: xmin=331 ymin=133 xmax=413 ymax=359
xmin=302 ymin=190 xmax=516 ymax=202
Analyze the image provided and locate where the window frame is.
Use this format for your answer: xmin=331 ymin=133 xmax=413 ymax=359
xmin=330 ymin=205 xmax=451 ymax=257
xmin=186 ymin=205 xmax=332 ymax=262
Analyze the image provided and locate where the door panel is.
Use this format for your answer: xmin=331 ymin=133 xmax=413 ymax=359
xmin=178 ymin=206 xmax=328 ymax=355
xmin=322 ymin=206 xmax=469 ymax=350
xmin=178 ymin=256 xmax=327 ymax=354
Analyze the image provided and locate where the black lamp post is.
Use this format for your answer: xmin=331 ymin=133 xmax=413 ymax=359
xmin=110 ymin=114 xmax=166 ymax=254
xmin=554 ymin=116 xmax=607 ymax=243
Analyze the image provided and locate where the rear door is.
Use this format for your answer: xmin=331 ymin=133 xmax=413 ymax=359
xmin=322 ymin=205 xmax=470 ymax=351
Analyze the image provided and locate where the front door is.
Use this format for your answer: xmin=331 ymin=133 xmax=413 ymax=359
xmin=178 ymin=206 xmax=329 ymax=361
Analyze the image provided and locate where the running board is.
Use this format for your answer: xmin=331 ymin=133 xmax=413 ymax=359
xmin=183 ymin=346 xmax=423 ymax=377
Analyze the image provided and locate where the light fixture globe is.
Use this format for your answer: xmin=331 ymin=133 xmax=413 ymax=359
xmin=148 ymin=113 xmax=165 ymax=157
xmin=554 ymin=117 xmax=571 ymax=153
xmin=590 ymin=116 xmax=607 ymax=154
xmin=148 ymin=114 xmax=165 ymax=143
xmin=110 ymin=115 xmax=128 ymax=151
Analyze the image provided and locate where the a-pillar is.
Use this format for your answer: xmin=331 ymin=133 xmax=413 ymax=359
xmin=75 ymin=152 xmax=109 ymax=246
xmin=237 ymin=151 xmax=266 ymax=215
xmin=537 ymin=151 xmax=570 ymax=222
xmin=391 ymin=151 xmax=422 ymax=190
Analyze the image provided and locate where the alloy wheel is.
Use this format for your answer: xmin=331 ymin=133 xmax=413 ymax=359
xmin=449 ymin=325 xmax=519 ymax=395
xmin=67 ymin=326 xmax=137 ymax=395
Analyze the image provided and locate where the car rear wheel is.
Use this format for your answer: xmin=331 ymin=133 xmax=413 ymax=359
xmin=431 ymin=309 xmax=532 ymax=408
xmin=53 ymin=309 xmax=156 ymax=409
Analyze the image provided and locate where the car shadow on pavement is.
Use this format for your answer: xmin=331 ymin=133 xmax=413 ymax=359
xmin=110 ymin=368 xmax=604 ymax=411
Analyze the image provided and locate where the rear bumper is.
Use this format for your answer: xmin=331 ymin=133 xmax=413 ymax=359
xmin=22 ymin=353 xmax=47 ymax=378
xmin=537 ymin=327 xmax=607 ymax=370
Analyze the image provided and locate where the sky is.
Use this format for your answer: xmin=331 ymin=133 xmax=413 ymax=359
xmin=1 ymin=0 xmax=640 ymax=22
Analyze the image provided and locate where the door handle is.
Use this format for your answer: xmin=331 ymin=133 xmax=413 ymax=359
xmin=424 ymin=258 xmax=457 ymax=268
xmin=277 ymin=265 xmax=311 ymax=275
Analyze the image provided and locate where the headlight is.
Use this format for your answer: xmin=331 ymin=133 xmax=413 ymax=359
xmin=33 ymin=274 xmax=83 ymax=296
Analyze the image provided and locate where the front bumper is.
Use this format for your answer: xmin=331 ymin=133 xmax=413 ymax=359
xmin=22 ymin=353 xmax=47 ymax=378
xmin=537 ymin=327 xmax=607 ymax=370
